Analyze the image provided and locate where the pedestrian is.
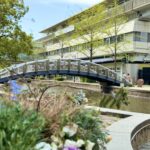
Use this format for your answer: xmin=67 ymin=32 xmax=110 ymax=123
xmin=123 ymin=72 xmax=127 ymax=79
xmin=126 ymin=73 xmax=132 ymax=84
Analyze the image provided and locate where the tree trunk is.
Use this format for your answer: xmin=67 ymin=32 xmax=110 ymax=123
xmin=90 ymin=48 xmax=93 ymax=62
xmin=61 ymin=42 xmax=64 ymax=58
xmin=114 ymin=41 xmax=117 ymax=72
xmin=90 ymin=41 xmax=93 ymax=62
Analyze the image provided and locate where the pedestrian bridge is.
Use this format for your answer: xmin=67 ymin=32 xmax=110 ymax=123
xmin=0 ymin=59 xmax=130 ymax=86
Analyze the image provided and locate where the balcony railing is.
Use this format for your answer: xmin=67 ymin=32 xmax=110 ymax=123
xmin=133 ymin=0 xmax=150 ymax=10
xmin=109 ymin=0 xmax=150 ymax=14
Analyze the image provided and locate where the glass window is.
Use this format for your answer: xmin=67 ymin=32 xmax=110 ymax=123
xmin=117 ymin=35 xmax=124 ymax=42
xmin=134 ymin=32 xmax=141 ymax=41
xmin=134 ymin=32 xmax=148 ymax=42
xmin=104 ymin=38 xmax=110 ymax=44
xmin=110 ymin=36 xmax=116 ymax=44
xmin=141 ymin=32 xmax=147 ymax=42
xmin=148 ymin=33 xmax=150 ymax=42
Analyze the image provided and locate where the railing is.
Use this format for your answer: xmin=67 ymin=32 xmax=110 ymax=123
xmin=131 ymin=119 xmax=150 ymax=150
xmin=123 ymin=0 xmax=133 ymax=12
xmin=0 ymin=59 xmax=130 ymax=85
xmin=133 ymin=0 xmax=150 ymax=10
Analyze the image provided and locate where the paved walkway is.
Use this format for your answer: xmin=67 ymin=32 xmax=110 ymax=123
xmin=106 ymin=114 xmax=150 ymax=150
xmin=85 ymin=106 xmax=150 ymax=150
xmin=102 ymin=108 xmax=150 ymax=150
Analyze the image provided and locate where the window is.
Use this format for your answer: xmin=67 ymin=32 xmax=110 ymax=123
xmin=148 ymin=33 xmax=150 ymax=42
xmin=141 ymin=32 xmax=148 ymax=42
xmin=134 ymin=32 xmax=141 ymax=41
xmin=104 ymin=38 xmax=110 ymax=44
xmin=117 ymin=34 xmax=124 ymax=42
xmin=134 ymin=32 xmax=148 ymax=42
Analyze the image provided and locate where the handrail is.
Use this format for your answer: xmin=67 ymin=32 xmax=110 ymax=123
xmin=0 ymin=59 xmax=131 ymax=85
xmin=131 ymin=123 xmax=150 ymax=142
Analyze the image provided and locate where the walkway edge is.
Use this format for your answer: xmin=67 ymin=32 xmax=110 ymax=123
xmin=85 ymin=106 xmax=150 ymax=150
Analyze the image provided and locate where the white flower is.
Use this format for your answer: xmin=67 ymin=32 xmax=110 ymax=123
xmin=86 ymin=140 xmax=95 ymax=150
xmin=35 ymin=142 xmax=52 ymax=150
xmin=76 ymin=139 xmax=85 ymax=147
xmin=51 ymin=136 xmax=60 ymax=144
xmin=83 ymin=98 xmax=88 ymax=103
xmin=63 ymin=123 xmax=78 ymax=137
xmin=51 ymin=135 xmax=63 ymax=148
xmin=51 ymin=142 xmax=58 ymax=150
xmin=64 ymin=139 xmax=78 ymax=147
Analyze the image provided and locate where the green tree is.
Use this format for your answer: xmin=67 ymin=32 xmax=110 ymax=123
xmin=102 ymin=0 xmax=129 ymax=71
xmin=0 ymin=0 xmax=33 ymax=66
xmin=69 ymin=5 xmax=106 ymax=62
xmin=55 ymin=30 xmax=68 ymax=59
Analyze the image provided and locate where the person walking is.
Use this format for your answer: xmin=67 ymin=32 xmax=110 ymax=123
xmin=126 ymin=73 xmax=132 ymax=84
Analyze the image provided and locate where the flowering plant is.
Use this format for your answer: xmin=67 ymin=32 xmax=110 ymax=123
xmin=9 ymin=80 xmax=22 ymax=100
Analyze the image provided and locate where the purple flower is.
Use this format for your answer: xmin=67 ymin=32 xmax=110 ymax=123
xmin=9 ymin=80 xmax=22 ymax=100
xmin=63 ymin=146 xmax=80 ymax=150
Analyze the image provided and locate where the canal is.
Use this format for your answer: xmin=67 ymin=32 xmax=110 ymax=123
xmin=47 ymin=86 xmax=150 ymax=114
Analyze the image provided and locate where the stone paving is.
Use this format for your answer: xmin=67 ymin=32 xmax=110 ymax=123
xmin=86 ymin=106 xmax=150 ymax=150
xmin=103 ymin=108 xmax=150 ymax=150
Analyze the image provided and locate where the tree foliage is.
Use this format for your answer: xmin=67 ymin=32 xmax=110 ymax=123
xmin=102 ymin=0 xmax=129 ymax=71
xmin=0 ymin=0 xmax=33 ymax=66
xmin=69 ymin=4 xmax=106 ymax=62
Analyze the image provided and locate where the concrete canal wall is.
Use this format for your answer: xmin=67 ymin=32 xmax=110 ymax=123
xmin=32 ymin=80 xmax=150 ymax=99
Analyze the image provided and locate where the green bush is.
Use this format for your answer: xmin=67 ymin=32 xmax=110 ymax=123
xmin=0 ymin=103 xmax=45 ymax=150
xmin=99 ymin=88 xmax=129 ymax=109
xmin=80 ymin=77 xmax=96 ymax=83
xmin=60 ymin=109 xmax=107 ymax=149
xmin=54 ymin=76 xmax=65 ymax=81
xmin=72 ymin=109 xmax=107 ymax=143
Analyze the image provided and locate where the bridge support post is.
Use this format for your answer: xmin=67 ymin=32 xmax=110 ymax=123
xmin=87 ymin=63 xmax=90 ymax=74
xmin=100 ymin=82 xmax=113 ymax=94
xmin=46 ymin=60 xmax=50 ymax=72
xmin=23 ymin=64 xmax=27 ymax=74
xmin=57 ymin=59 xmax=60 ymax=73
xmin=78 ymin=60 xmax=80 ymax=73
xmin=67 ymin=59 xmax=71 ymax=72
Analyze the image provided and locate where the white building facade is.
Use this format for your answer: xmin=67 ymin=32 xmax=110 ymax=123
xmin=37 ymin=0 xmax=150 ymax=84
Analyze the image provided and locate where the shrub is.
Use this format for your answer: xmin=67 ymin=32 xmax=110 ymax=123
xmin=99 ymin=88 xmax=129 ymax=109
xmin=60 ymin=109 xmax=107 ymax=150
xmin=80 ymin=77 xmax=96 ymax=83
xmin=55 ymin=76 xmax=65 ymax=81
xmin=0 ymin=102 xmax=45 ymax=150
xmin=72 ymin=109 xmax=107 ymax=143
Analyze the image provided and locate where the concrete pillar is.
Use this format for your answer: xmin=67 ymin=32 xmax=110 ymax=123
xmin=100 ymin=82 xmax=113 ymax=94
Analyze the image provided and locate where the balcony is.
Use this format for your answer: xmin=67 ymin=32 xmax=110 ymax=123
xmin=113 ymin=0 xmax=150 ymax=14
xmin=133 ymin=0 xmax=150 ymax=10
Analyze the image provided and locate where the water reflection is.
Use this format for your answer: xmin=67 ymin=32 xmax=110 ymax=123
xmin=48 ymin=87 xmax=150 ymax=114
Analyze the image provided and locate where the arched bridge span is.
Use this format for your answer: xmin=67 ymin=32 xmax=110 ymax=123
xmin=0 ymin=59 xmax=130 ymax=86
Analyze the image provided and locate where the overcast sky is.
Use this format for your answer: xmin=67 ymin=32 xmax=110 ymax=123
xmin=21 ymin=0 xmax=102 ymax=40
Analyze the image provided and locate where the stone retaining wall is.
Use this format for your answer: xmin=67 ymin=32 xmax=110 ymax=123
xmin=1 ymin=80 xmax=150 ymax=98
xmin=32 ymin=80 xmax=150 ymax=98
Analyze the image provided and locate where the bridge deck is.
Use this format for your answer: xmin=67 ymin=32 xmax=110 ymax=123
xmin=0 ymin=59 xmax=130 ymax=86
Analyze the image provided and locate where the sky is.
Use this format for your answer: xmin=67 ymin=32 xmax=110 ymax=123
xmin=21 ymin=0 xmax=102 ymax=40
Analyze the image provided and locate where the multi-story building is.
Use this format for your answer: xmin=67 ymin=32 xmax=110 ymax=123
xmin=37 ymin=0 xmax=150 ymax=84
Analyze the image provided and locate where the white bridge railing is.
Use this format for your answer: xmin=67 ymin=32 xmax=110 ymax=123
xmin=0 ymin=59 xmax=130 ymax=85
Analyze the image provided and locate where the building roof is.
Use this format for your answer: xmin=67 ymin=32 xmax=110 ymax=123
xmin=40 ymin=0 xmax=105 ymax=33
